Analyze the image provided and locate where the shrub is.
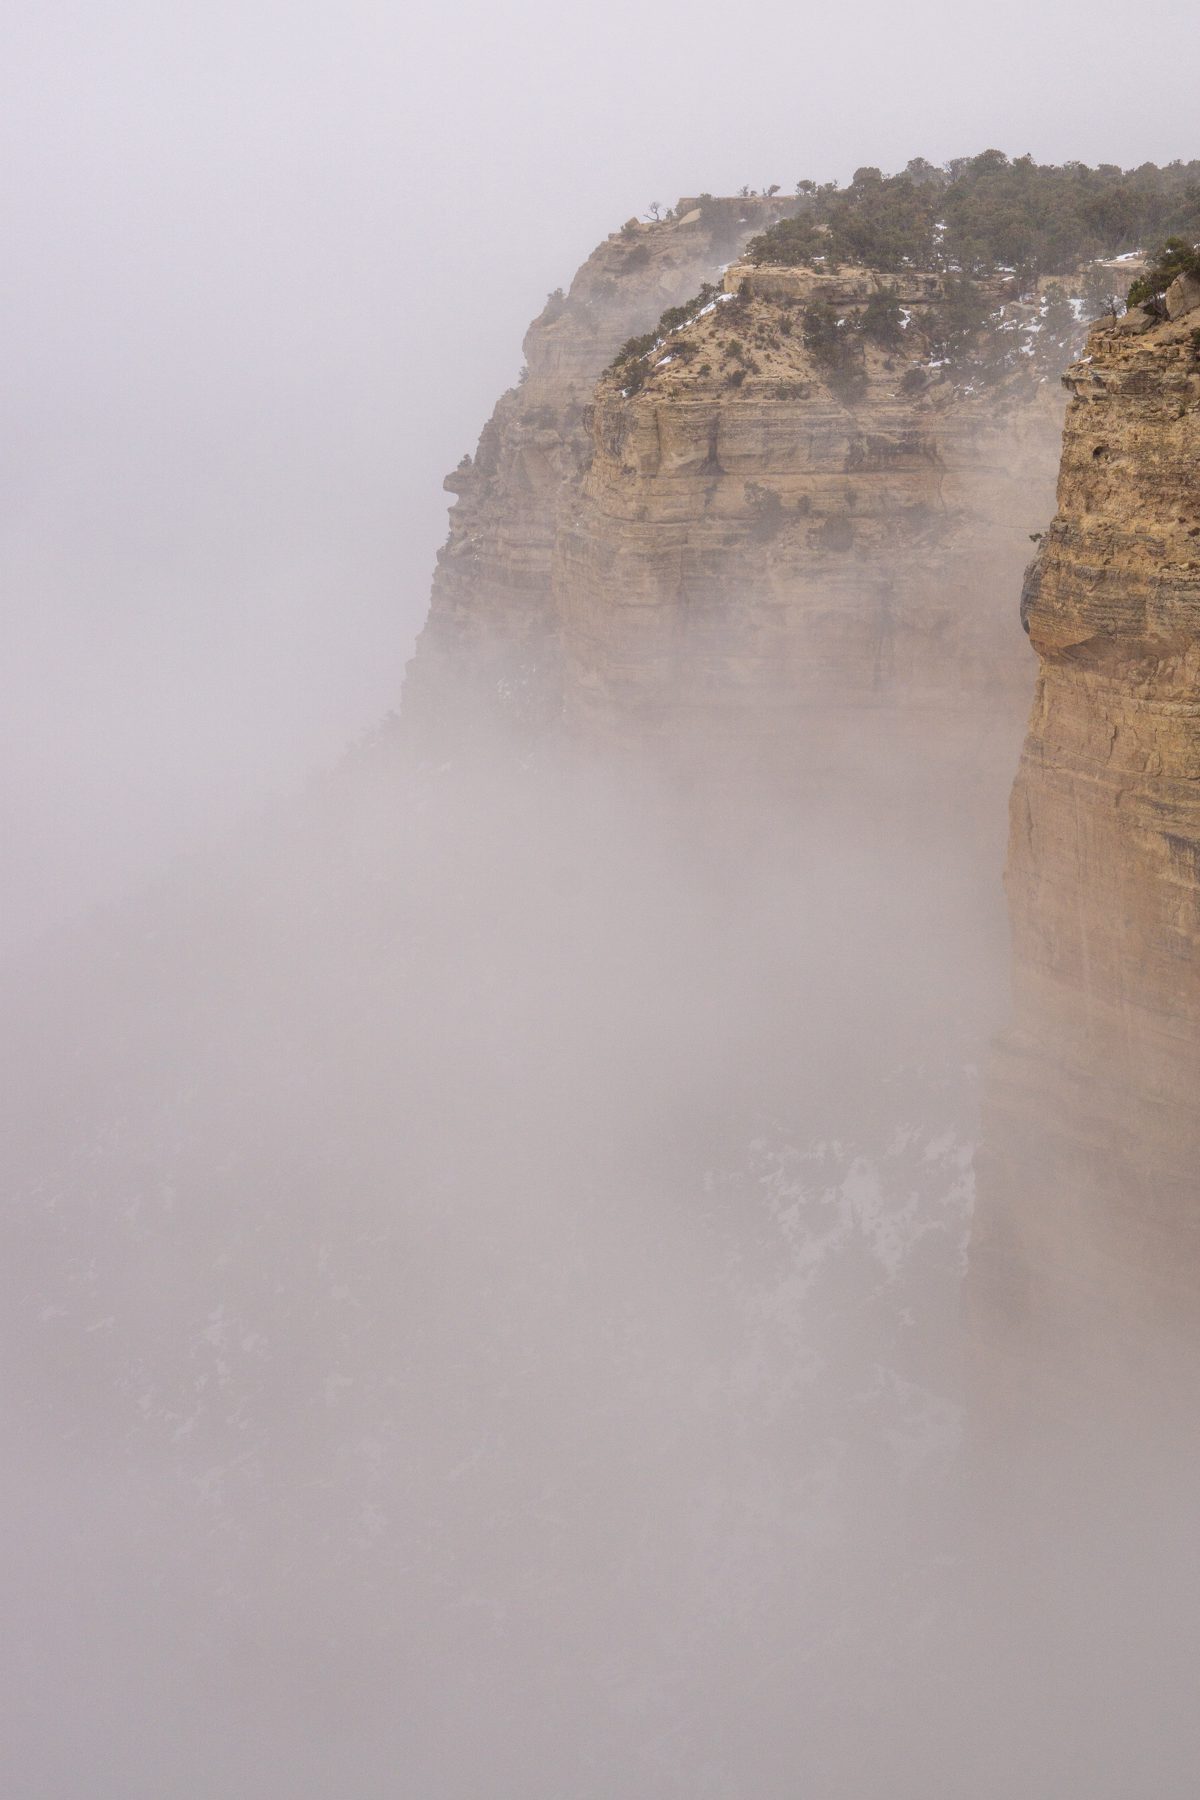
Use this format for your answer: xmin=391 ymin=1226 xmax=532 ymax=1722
xmin=1127 ymin=238 xmax=1200 ymax=308
xmin=860 ymin=288 xmax=905 ymax=346
xmin=928 ymin=274 xmax=989 ymax=361
xmin=802 ymin=302 xmax=867 ymax=398
xmin=746 ymin=153 xmax=1200 ymax=280
xmin=745 ymin=215 xmax=829 ymax=266
xmin=604 ymin=284 xmax=722 ymax=384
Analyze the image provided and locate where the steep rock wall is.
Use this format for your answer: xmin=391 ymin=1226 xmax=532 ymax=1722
xmin=971 ymin=287 xmax=1200 ymax=1424
xmin=400 ymin=197 xmax=795 ymax=747
xmin=554 ymin=270 xmax=1064 ymax=800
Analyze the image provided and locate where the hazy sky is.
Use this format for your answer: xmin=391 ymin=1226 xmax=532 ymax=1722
xmin=3 ymin=0 xmax=1196 ymax=942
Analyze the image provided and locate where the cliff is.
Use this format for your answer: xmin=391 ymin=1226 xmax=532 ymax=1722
xmin=403 ymin=216 xmax=1109 ymax=820
xmin=556 ymin=264 xmax=1065 ymax=783
xmin=399 ymin=195 xmax=795 ymax=747
xmin=970 ymin=277 xmax=1200 ymax=1426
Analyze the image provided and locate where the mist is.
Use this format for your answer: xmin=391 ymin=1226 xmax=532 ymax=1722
xmin=7 ymin=700 xmax=1199 ymax=1795
xmin=6 ymin=3 xmax=1200 ymax=1795
xmin=4 ymin=0 xmax=1199 ymax=942
xmin=0 ymin=719 xmax=993 ymax=1797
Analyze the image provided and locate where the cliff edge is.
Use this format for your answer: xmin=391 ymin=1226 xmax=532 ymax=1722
xmin=399 ymin=196 xmax=794 ymax=747
xmin=972 ymin=275 xmax=1200 ymax=1423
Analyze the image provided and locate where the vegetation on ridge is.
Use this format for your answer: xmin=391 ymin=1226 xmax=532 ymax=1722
xmin=1126 ymin=237 xmax=1200 ymax=308
xmin=597 ymin=153 xmax=1200 ymax=405
xmin=745 ymin=152 xmax=1200 ymax=282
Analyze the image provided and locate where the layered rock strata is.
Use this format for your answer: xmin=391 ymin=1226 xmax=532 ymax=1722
xmin=554 ymin=267 xmax=1068 ymax=799
xmin=403 ymin=212 xmax=1094 ymax=794
xmin=971 ymin=280 xmax=1200 ymax=1426
xmin=400 ymin=196 xmax=795 ymax=747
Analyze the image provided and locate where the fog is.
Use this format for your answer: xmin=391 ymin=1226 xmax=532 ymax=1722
xmin=0 ymin=724 xmax=1007 ymax=1796
xmin=6 ymin=3 xmax=1200 ymax=1794
xmin=6 ymin=707 xmax=1200 ymax=1795
xmin=3 ymin=0 xmax=1199 ymax=942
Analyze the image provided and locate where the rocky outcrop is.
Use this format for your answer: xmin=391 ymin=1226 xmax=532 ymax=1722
xmin=554 ymin=267 xmax=1068 ymax=798
xmin=399 ymin=197 xmax=796 ymax=748
xmin=970 ymin=285 xmax=1200 ymax=1427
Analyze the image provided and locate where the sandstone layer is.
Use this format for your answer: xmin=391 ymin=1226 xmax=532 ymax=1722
xmin=971 ymin=284 xmax=1200 ymax=1427
xmin=402 ymin=212 xmax=1100 ymax=803
xmin=400 ymin=196 xmax=795 ymax=748
xmin=555 ymin=268 xmax=1066 ymax=787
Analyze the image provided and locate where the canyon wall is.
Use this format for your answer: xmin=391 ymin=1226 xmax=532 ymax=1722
xmin=401 ymin=213 xmax=1094 ymax=801
xmin=970 ymin=279 xmax=1200 ymax=1430
xmin=399 ymin=196 xmax=794 ymax=748
xmin=555 ymin=265 xmax=1060 ymax=791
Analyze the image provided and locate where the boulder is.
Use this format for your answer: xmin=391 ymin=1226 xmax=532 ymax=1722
xmin=1165 ymin=270 xmax=1200 ymax=320
xmin=1115 ymin=304 xmax=1157 ymax=335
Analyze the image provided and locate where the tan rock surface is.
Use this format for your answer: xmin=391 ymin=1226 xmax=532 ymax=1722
xmin=971 ymin=296 xmax=1200 ymax=1426
xmin=399 ymin=197 xmax=794 ymax=748
xmin=555 ymin=271 xmax=1066 ymax=796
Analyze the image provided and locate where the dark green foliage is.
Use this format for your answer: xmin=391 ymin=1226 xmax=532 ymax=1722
xmin=656 ymin=283 xmax=717 ymax=335
xmin=904 ymin=157 xmax=945 ymax=190
xmin=802 ymin=302 xmax=867 ymax=399
xmin=823 ymin=167 xmax=939 ymax=270
xmin=613 ymin=331 xmax=656 ymax=366
xmin=801 ymin=302 xmax=841 ymax=360
xmin=745 ymin=214 xmax=828 ymax=266
xmin=747 ymin=151 xmax=1200 ymax=279
xmin=605 ymin=284 xmax=721 ymax=386
xmin=1126 ymin=238 xmax=1200 ymax=307
xmin=860 ymin=288 xmax=905 ymax=346
xmin=928 ymin=275 xmax=989 ymax=361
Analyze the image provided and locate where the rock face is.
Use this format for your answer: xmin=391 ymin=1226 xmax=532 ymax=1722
xmin=402 ymin=211 xmax=1091 ymax=796
xmin=970 ymin=289 xmax=1200 ymax=1427
xmin=400 ymin=197 xmax=795 ymax=748
xmin=555 ymin=269 xmax=1063 ymax=784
